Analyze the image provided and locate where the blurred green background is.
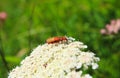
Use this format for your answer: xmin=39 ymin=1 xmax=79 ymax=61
xmin=0 ymin=0 xmax=120 ymax=78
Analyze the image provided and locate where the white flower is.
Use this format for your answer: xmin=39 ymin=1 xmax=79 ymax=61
xmin=92 ymin=63 xmax=99 ymax=69
xmin=82 ymin=74 xmax=92 ymax=78
xmin=8 ymin=37 xmax=100 ymax=78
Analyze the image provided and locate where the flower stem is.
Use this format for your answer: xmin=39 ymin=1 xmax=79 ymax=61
xmin=0 ymin=21 xmax=9 ymax=71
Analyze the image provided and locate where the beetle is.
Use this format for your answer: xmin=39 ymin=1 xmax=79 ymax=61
xmin=46 ymin=36 xmax=67 ymax=44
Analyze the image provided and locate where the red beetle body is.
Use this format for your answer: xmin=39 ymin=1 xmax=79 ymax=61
xmin=46 ymin=36 xmax=67 ymax=44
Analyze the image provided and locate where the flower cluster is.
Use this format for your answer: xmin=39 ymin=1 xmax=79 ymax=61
xmin=8 ymin=37 xmax=100 ymax=78
xmin=100 ymin=19 xmax=120 ymax=35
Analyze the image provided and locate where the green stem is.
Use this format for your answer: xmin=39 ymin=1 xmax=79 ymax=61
xmin=0 ymin=21 xmax=9 ymax=71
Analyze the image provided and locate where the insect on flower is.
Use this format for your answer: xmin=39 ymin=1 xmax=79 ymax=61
xmin=46 ymin=36 xmax=67 ymax=44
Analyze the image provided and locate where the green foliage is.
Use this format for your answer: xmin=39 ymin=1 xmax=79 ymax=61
xmin=0 ymin=0 xmax=120 ymax=78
